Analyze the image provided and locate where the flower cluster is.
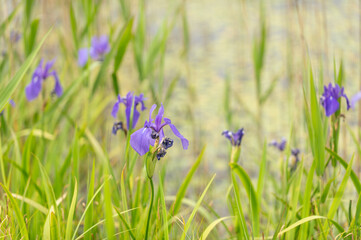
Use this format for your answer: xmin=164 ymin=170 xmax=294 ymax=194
xmin=130 ymin=104 xmax=189 ymax=159
xmin=78 ymin=35 xmax=110 ymax=67
xmin=25 ymin=59 xmax=63 ymax=101
xmin=222 ymin=128 xmax=245 ymax=147
xmin=321 ymin=83 xmax=350 ymax=117
xmin=269 ymin=138 xmax=286 ymax=151
xmin=111 ymin=92 xmax=146 ymax=134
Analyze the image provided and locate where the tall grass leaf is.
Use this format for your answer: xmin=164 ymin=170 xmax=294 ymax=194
xmin=84 ymin=160 xmax=96 ymax=240
xmin=159 ymin=174 xmax=169 ymax=240
xmin=11 ymin=193 xmax=48 ymax=214
xmin=180 ymin=174 xmax=216 ymax=240
xmin=50 ymin=212 xmax=61 ymax=240
xmin=0 ymin=6 xmax=19 ymax=36
xmin=171 ymin=145 xmax=206 ymax=216
xmin=113 ymin=18 xmax=133 ymax=72
xmin=65 ymin=180 xmax=78 ymax=240
xmin=325 ymin=148 xmax=361 ymax=193
xmin=257 ymin=141 xmax=267 ymax=208
xmin=72 ymin=177 xmax=109 ymax=240
xmin=231 ymin=173 xmax=249 ymax=240
xmin=323 ymin=155 xmax=354 ymax=234
xmin=0 ymin=28 xmax=51 ymax=112
xmin=278 ymin=215 xmax=327 ymax=238
xmin=231 ymin=163 xmax=260 ymax=235
xmin=350 ymin=191 xmax=361 ymax=229
xmin=104 ymin=171 xmax=115 ymax=240
xmin=0 ymin=183 xmax=29 ymax=240
xmin=25 ymin=18 xmax=40 ymax=56
xmin=199 ymin=216 xmax=233 ymax=240
xmin=43 ymin=206 xmax=55 ymax=240
xmin=69 ymin=2 xmax=78 ymax=49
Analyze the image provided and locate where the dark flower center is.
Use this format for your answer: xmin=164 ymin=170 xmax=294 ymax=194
xmin=151 ymin=130 xmax=159 ymax=139
xmin=162 ymin=137 xmax=173 ymax=149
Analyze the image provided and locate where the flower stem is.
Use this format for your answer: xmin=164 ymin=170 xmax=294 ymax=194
xmin=145 ymin=177 xmax=154 ymax=240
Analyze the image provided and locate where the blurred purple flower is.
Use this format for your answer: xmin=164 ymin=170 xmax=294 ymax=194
xmin=90 ymin=35 xmax=110 ymax=60
xmin=25 ymin=59 xmax=63 ymax=101
xmin=269 ymin=138 xmax=286 ymax=151
xmin=77 ymin=35 xmax=110 ymax=66
xmin=130 ymin=104 xmax=189 ymax=156
xmin=320 ymin=83 xmax=350 ymax=117
xmin=78 ymin=48 xmax=89 ymax=67
xmin=350 ymin=92 xmax=361 ymax=109
xmin=222 ymin=128 xmax=245 ymax=147
xmin=111 ymin=92 xmax=146 ymax=132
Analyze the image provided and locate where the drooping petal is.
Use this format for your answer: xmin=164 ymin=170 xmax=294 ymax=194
xmin=324 ymin=96 xmax=340 ymax=117
xmin=51 ymin=71 xmax=63 ymax=97
xmin=163 ymin=118 xmax=189 ymax=150
xmin=351 ymin=92 xmax=361 ymax=109
xmin=130 ymin=127 xmax=153 ymax=155
xmin=25 ymin=76 xmax=42 ymax=101
xmin=111 ymin=101 xmax=120 ymax=118
xmin=78 ymin=48 xmax=89 ymax=67
xmin=340 ymin=88 xmax=351 ymax=110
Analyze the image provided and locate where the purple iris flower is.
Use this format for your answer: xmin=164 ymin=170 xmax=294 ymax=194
xmin=78 ymin=48 xmax=89 ymax=67
xmin=89 ymin=36 xmax=110 ymax=60
xmin=111 ymin=92 xmax=146 ymax=132
xmin=25 ymin=59 xmax=63 ymax=101
xmin=78 ymin=35 xmax=110 ymax=67
xmin=222 ymin=128 xmax=245 ymax=147
xmin=269 ymin=138 xmax=287 ymax=151
xmin=130 ymin=104 xmax=189 ymax=156
xmin=320 ymin=83 xmax=350 ymax=117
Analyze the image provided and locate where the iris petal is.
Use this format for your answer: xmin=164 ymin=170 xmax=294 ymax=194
xmin=78 ymin=48 xmax=89 ymax=67
xmin=163 ymin=118 xmax=189 ymax=150
xmin=130 ymin=127 xmax=153 ymax=156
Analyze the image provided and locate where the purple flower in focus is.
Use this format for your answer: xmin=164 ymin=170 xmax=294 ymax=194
xmin=222 ymin=128 xmax=245 ymax=147
xmin=290 ymin=148 xmax=301 ymax=171
xmin=111 ymin=92 xmax=146 ymax=133
xmin=130 ymin=104 xmax=189 ymax=156
xmin=77 ymin=35 xmax=110 ymax=67
xmin=269 ymin=138 xmax=287 ymax=151
xmin=25 ymin=59 xmax=63 ymax=101
xmin=320 ymin=83 xmax=350 ymax=117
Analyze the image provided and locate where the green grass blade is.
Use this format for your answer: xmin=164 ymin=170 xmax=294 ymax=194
xmin=180 ymin=174 xmax=216 ymax=240
xmin=171 ymin=145 xmax=206 ymax=216
xmin=159 ymin=174 xmax=169 ymax=240
xmin=325 ymin=148 xmax=361 ymax=193
xmin=199 ymin=216 xmax=233 ymax=240
xmin=231 ymin=163 xmax=260 ymax=236
xmin=65 ymin=180 xmax=78 ymax=240
xmin=0 ymin=183 xmax=29 ymax=240
xmin=323 ymin=155 xmax=354 ymax=234
xmin=84 ymin=160 xmax=96 ymax=240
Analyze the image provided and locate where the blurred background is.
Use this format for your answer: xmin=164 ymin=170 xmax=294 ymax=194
xmin=1 ymin=0 xmax=361 ymax=223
